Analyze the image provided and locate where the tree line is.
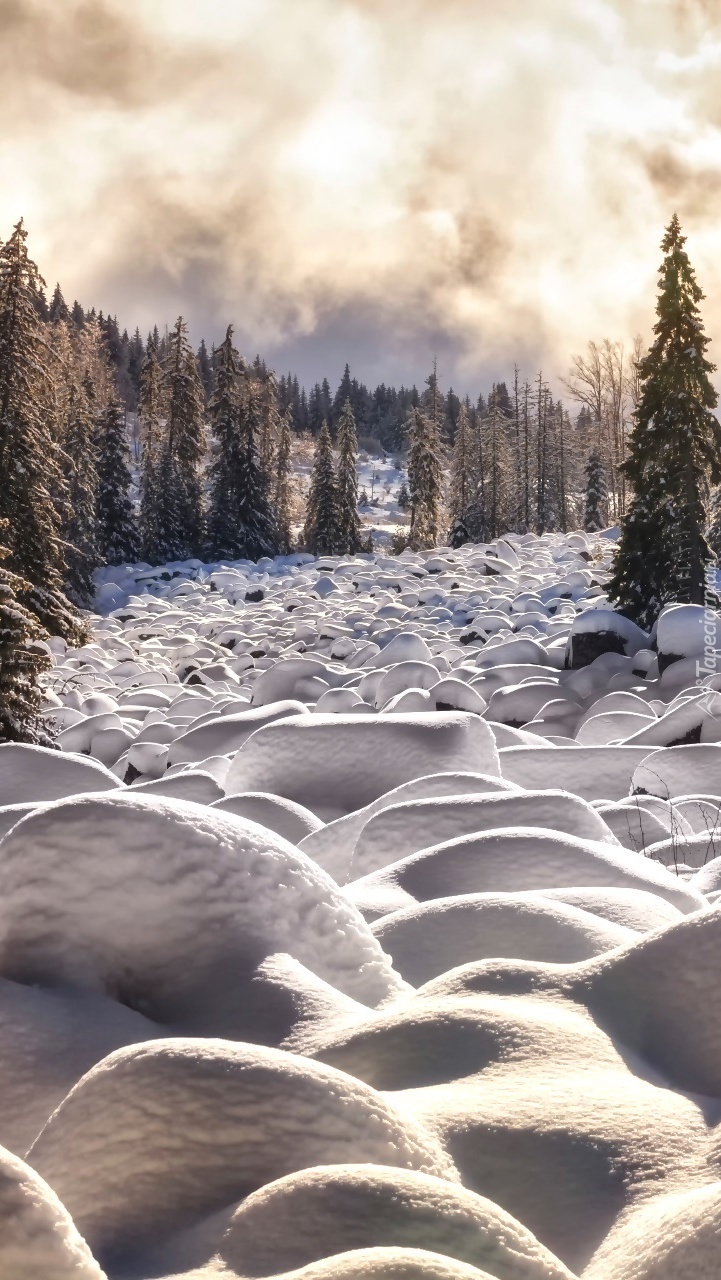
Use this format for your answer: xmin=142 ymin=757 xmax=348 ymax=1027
xmin=3 ymin=211 xmax=720 ymax=741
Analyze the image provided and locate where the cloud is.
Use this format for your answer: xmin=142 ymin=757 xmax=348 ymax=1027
xmin=0 ymin=0 xmax=218 ymax=109
xmin=3 ymin=0 xmax=721 ymax=393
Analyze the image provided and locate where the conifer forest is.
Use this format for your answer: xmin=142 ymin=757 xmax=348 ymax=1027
xmin=7 ymin=212 xmax=721 ymax=685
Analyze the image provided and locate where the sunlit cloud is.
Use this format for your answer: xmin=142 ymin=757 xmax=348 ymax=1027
xmin=4 ymin=0 xmax=721 ymax=392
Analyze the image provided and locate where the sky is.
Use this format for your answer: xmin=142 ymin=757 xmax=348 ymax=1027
xmin=3 ymin=0 xmax=721 ymax=396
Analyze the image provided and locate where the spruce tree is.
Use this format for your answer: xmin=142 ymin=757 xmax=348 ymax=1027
xmin=303 ymin=420 xmax=339 ymax=554
xmin=0 ymin=524 xmax=52 ymax=744
xmin=257 ymin=367 xmax=281 ymax=480
xmin=583 ymin=452 xmax=608 ymax=533
xmin=206 ymin=327 xmax=279 ymax=561
xmin=164 ymin=317 xmax=206 ymax=557
xmin=48 ymin=283 xmax=69 ymax=323
xmin=481 ymin=396 xmax=510 ymax=538
xmin=62 ymin=379 xmax=100 ymax=606
xmin=138 ymin=336 xmax=163 ymax=561
xmin=332 ymin=364 xmax=354 ymax=430
xmin=449 ymin=402 xmax=473 ymax=525
xmin=153 ymin=448 xmax=186 ymax=565
xmin=96 ymin=396 xmax=140 ymax=565
xmin=48 ymin=317 xmax=100 ymax=605
xmin=423 ymin=360 xmax=446 ymax=444
xmin=336 ymin=398 xmax=362 ymax=554
xmin=608 ymin=215 xmax=721 ymax=625
xmin=32 ymin=284 xmax=49 ymax=322
xmin=448 ymin=512 xmax=470 ymax=548
xmin=0 ymin=221 xmax=85 ymax=642
xmin=274 ymin=407 xmax=294 ymax=554
xmin=407 ymin=406 xmax=443 ymax=550
xmin=707 ymin=485 xmax=721 ymax=567
xmin=196 ymin=338 xmax=214 ymax=403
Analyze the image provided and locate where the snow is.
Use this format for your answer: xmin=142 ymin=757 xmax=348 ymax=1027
xmin=0 ymin=1145 xmax=105 ymax=1279
xmin=631 ymin=743 xmax=721 ymax=798
xmin=347 ymin=826 xmax=702 ymax=917
xmin=219 ymin=1165 xmax=575 ymax=1279
xmin=0 ymin=794 xmax=406 ymax=1024
xmin=225 ymin=712 xmax=499 ymax=822
xmin=0 ymin=742 xmax=120 ymax=805
xmin=6 ymin=529 xmax=721 ymax=1276
xmin=28 ymin=1039 xmax=455 ymax=1263
xmin=655 ymin=601 xmax=721 ymax=666
xmin=348 ymin=789 xmax=620 ymax=881
xmin=499 ymin=745 xmax=654 ymax=801
xmin=372 ymin=894 xmax=637 ymax=983
xmin=299 ymin=772 xmax=519 ymax=883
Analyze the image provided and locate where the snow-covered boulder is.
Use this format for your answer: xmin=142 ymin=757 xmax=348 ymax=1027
xmin=0 ymin=744 xmax=121 ymax=806
xmin=348 ymin=790 xmax=620 ymax=880
xmin=28 ymin=1039 xmax=455 ymax=1261
xmin=0 ymin=1145 xmax=105 ymax=1279
xmin=299 ymin=773 xmax=518 ymax=883
xmin=526 ymin=886 xmax=682 ymax=933
xmin=373 ymin=894 xmax=636 ymax=983
xmin=575 ymin=908 xmax=721 ymax=1096
xmin=655 ymin=602 xmax=721 ymax=674
xmin=0 ymin=794 xmax=406 ymax=1029
xmin=631 ymin=743 xmax=721 ymax=799
xmin=499 ymin=746 xmax=652 ymax=802
xmin=586 ymin=1180 xmax=721 ymax=1280
xmin=212 ymin=792 xmax=323 ymax=844
xmin=565 ymin=609 xmax=648 ymax=669
xmin=348 ymin=828 xmax=702 ymax=917
xmin=168 ymin=699 xmax=307 ymax=765
xmin=0 ymin=978 xmax=158 ymax=1156
xmin=226 ymin=713 xmax=500 ymax=822
xmin=220 ymin=1165 xmax=574 ymax=1280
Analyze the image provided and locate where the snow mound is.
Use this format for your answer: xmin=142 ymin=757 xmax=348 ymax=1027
xmin=585 ymin=1180 xmax=721 ymax=1279
xmin=0 ymin=743 xmax=120 ymax=806
xmin=306 ymin=985 xmax=619 ymax=1076
xmin=212 ymin=792 xmax=323 ymax=844
xmin=372 ymin=894 xmax=636 ymax=984
xmin=0 ymin=793 xmax=405 ymax=1028
xmin=525 ymin=887 xmax=682 ymax=933
xmin=304 ymin=990 xmax=705 ymax=1273
xmin=349 ymin=790 xmax=619 ymax=881
xmin=221 ymin=1246 xmax=503 ymax=1278
xmin=0 ymin=1145 xmax=105 ymax=1279
xmin=170 ymin=700 xmax=308 ymax=766
xmin=566 ymin=609 xmax=648 ymax=667
xmin=220 ymin=1164 xmax=575 ymax=1279
xmin=0 ymin=978 xmax=158 ymax=1156
xmin=300 ymin=773 xmax=518 ymax=883
xmin=655 ymin=601 xmax=721 ymax=670
xmin=593 ymin=802 xmax=678 ymax=852
xmin=348 ymin=828 xmax=701 ymax=917
xmin=631 ymin=743 xmax=721 ymax=799
xmin=127 ymin=768 xmax=225 ymax=803
xmin=28 ymin=1038 xmax=455 ymax=1262
xmin=570 ymin=908 xmax=721 ymax=1095
xmin=227 ymin=713 xmax=499 ymax=822
xmin=499 ymin=746 xmax=652 ymax=802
